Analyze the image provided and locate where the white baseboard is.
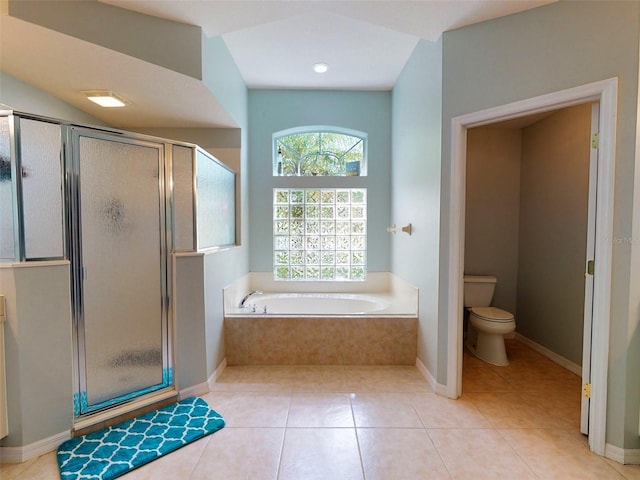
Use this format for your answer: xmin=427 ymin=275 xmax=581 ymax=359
xmin=207 ymin=358 xmax=227 ymax=390
xmin=179 ymin=358 xmax=228 ymax=399
xmin=605 ymin=443 xmax=640 ymax=465
xmin=179 ymin=381 xmax=210 ymax=399
xmin=515 ymin=333 xmax=582 ymax=376
xmin=415 ymin=357 xmax=448 ymax=396
xmin=0 ymin=430 xmax=71 ymax=464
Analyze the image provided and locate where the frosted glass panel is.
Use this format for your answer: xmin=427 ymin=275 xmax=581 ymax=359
xmin=20 ymin=119 xmax=64 ymax=259
xmin=172 ymin=145 xmax=194 ymax=251
xmin=196 ymin=150 xmax=235 ymax=249
xmin=0 ymin=117 xmax=14 ymax=261
xmin=79 ymin=136 xmax=165 ymax=408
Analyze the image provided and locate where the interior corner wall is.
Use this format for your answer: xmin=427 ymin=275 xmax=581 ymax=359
xmin=465 ymin=127 xmax=521 ymax=315
xmin=441 ymin=0 xmax=640 ymax=449
xmin=248 ymin=89 xmax=392 ymax=274
xmin=0 ymin=72 xmax=109 ymax=126
xmin=391 ymin=38 xmax=442 ymax=380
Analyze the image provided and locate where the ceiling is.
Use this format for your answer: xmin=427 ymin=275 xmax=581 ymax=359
xmin=0 ymin=0 xmax=554 ymax=129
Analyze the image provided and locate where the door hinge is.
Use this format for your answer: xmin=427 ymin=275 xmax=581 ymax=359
xmin=587 ymin=260 xmax=595 ymax=276
xmin=583 ymin=383 xmax=591 ymax=398
xmin=591 ymin=133 xmax=599 ymax=149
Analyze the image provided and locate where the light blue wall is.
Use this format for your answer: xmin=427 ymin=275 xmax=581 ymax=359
xmin=248 ymin=90 xmax=392 ymax=273
xmin=200 ymin=35 xmax=249 ymax=376
xmin=440 ymin=0 xmax=640 ymax=448
xmin=391 ymin=39 xmax=443 ymax=377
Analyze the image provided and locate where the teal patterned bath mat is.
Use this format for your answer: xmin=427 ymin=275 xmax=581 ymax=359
xmin=57 ymin=397 xmax=225 ymax=480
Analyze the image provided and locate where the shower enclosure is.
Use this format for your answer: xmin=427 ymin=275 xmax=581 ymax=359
xmin=1 ymin=110 xmax=235 ymax=422
xmin=69 ymin=128 xmax=172 ymax=415
xmin=1 ymin=113 xmax=175 ymax=418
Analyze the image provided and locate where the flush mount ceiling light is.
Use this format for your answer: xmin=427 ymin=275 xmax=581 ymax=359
xmin=82 ymin=90 xmax=128 ymax=108
xmin=312 ymin=63 xmax=329 ymax=74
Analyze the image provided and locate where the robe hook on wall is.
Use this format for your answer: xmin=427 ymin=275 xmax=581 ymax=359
xmin=386 ymin=223 xmax=412 ymax=235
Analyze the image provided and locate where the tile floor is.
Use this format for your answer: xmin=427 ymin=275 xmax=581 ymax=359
xmin=3 ymin=339 xmax=640 ymax=479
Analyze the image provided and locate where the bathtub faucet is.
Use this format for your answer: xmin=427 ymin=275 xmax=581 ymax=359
xmin=239 ymin=290 xmax=263 ymax=308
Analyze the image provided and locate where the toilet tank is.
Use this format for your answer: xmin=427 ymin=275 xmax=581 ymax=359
xmin=463 ymin=275 xmax=497 ymax=308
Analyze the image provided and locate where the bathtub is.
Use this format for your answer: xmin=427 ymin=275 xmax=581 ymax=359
xmin=229 ymin=293 xmax=391 ymax=316
xmin=223 ymin=273 xmax=418 ymax=365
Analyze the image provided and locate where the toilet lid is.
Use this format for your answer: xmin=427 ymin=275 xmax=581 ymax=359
xmin=470 ymin=306 xmax=514 ymax=322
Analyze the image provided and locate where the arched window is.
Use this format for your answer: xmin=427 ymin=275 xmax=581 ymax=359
xmin=273 ymin=127 xmax=367 ymax=177
xmin=272 ymin=127 xmax=368 ymax=281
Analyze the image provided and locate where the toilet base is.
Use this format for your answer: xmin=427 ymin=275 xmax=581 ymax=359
xmin=466 ymin=324 xmax=510 ymax=366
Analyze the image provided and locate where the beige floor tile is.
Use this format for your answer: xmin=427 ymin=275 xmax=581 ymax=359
xmin=190 ymin=427 xmax=284 ymax=480
xmin=121 ymin=436 xmax=210 ymax=479
xmin=499 ymin=428 xmax=625 ymax=479
xmin=278 ymin=428 xmax=363 ymax=480
xmin=428 ymin=428 xmax=537 ymax=479
xmin=351 ymin=392 xmax=424 ymax=428
xmin=4 ymin=342 xmax=631 ymax=480
xmin=201 ymin=391 xmax=290 ymax=428
xmin=462 ymin=366 xmax=515 ymax=392
xmin=604 ymin=458 xmax=640 ymax=479
xmin=9 ymin=452 xmax=60 ymax=480
xmin=0 ymin=457 xmax=38 ymax=480
xmin=465 ymin=391 xmax=575 ymax=429
xmin=358 ymin=428 xmax=451 ymax=480
xmin=411 ymin=392 xmax=491 ymax=429
xmin=287 ymin=393 xmax=354 ymax=428
xmin=343 ymin=365 xmax=432 ymax=393
xmin=210 ymin=366 xmax=295 ymax=392
xmin=289 ymin=365 xmax=349 ymax=393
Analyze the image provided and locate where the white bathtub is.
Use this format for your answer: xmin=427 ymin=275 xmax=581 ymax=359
xmin=223 ymin=272 xmax=418 ymax=317
xmin=234 ymin=293 xmax=390 ymax=315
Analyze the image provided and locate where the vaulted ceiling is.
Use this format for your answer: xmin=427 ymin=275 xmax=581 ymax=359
xmin=0 ymin=0 xmax=554 ymax=128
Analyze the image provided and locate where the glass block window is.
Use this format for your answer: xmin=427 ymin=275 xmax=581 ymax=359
xmin=274 ymin=128 xmax=366 ymax=176
xmin=274 ymin=188 xmax=366 ymax=281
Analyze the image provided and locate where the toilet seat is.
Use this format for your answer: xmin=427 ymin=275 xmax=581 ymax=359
xmin=470 ymin=306 xmax=514 ymax=323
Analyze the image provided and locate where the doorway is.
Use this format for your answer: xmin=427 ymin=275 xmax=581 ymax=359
xmin=462 ymin=102 xmax=594 ymax=433
xmin=446 ymin=78 xmax=617 ymax=455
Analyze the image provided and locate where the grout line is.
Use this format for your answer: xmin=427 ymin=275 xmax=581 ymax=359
xmin=424 ymin=428 xmax=454 ymax=479
xmin=186 ymin=434 xmax=213 ymax=478
xmin=275 ymin=393 xmax=292 ymax=480
xmin=349 ymin=393 xmax=368 ymax=480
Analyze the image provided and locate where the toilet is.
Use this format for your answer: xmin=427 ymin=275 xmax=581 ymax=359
xmin=464 ymin=275 xmax=515 ymax=366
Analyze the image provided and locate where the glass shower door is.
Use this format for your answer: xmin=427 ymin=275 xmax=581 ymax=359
xmin=72 ymin=130 xmax=171 ymax=415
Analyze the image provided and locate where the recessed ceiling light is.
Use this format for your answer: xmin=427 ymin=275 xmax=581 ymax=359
xmin=82 ymin=90 xmax=128 ymax=108
xmin=312 ymin=63 xmax=329 ymax=74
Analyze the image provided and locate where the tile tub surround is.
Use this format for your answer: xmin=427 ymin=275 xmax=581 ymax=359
xmin=224 ymin=316 xmax=418 ymax=365
xmin=223 ymin=273 xmax=419 ymax=366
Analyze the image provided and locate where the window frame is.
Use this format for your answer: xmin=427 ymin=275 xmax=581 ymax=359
xmin=272 ymin=126 xmax=368 ymax=177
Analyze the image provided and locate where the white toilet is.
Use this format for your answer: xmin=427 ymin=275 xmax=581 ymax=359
xmin=464 ymin=275 xmax=515 ymax=366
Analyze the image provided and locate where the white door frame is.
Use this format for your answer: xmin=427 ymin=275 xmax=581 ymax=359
xmin=445 ymin=78 xmax=617 ymax=456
